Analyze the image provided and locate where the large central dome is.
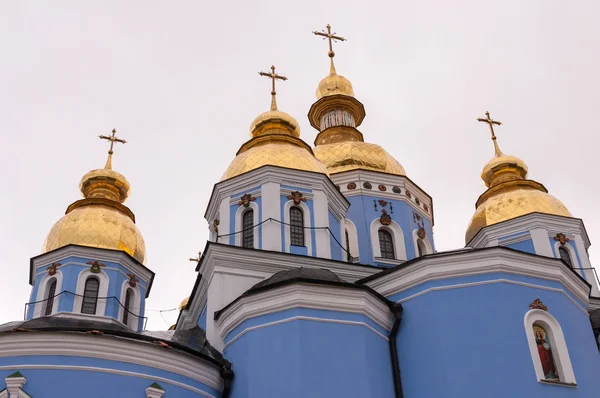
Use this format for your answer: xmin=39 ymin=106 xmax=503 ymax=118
xmin=314 ymin=141 xmax=406 ymax=175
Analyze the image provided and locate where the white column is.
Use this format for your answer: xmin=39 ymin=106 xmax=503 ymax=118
xmin=261 ymin=182 xmax=281 ymax=251
xmin=529 ymin=228 xmax=554 ymax=257
xmin=485 ymin=238 xmax=499 ymax=247
xmin=573 ymin=234 xmax=600 ymax=297
xmin=313 ymin=190 xmax=331 ymax=259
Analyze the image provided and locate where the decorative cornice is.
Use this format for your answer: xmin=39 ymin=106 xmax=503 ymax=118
xmin=216 ymin=283 xmax=393 ymax=341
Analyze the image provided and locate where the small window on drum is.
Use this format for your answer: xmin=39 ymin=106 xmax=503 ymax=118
xmin=290 ymin=207 xmax=305 ymax=246
xmin=558 ymin=247 xmax=573 ymax=268
xmin=123 ymin=288 xmax=133 ymax=325
xmin=44 ymin=279 xmax=57 ymax=316
xmin=378 ymin=229 xmax=395 ymax=259
xmin=242 ymin=209 xmax=254 ymax=249
xmin=81 ymin=277 xmax=100 ymax=315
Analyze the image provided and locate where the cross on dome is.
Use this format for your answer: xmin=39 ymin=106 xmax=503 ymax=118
xmin=477 ymin=111 xmax=503 ymax=155
xmin=259 ymin=65 xmax=288 ymax=111
xmin=98 ymin=128 xmax=127 ymax=169
xmin=313 ymin=24 xmax=346 ymax=74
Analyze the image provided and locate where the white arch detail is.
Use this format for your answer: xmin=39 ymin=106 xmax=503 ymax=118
xmin=32 ymin=270 xmax=63 ymax=319
xmin=117 ymin=280 xmax=142 ymax=330
xmin=370 ymin=218 xmax=407 ymax=261
xmin=343 ymin=218 xmax=360 ymax=262
xmin=74 ymin=268 xmax=110 ymax=316
xmin=524 ymin=309 xmax=576 ymax=384
xmin=234 ymin=202 xmax=260 ymax=249
xmin=283 ymin=201 xmax=313 ymax=256
xmin=553 ymin=241 xmax=580 ymax=271
xmin=412 ymin=229 xmax=433 ymax=257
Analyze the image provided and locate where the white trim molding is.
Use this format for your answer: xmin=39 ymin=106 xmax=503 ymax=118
xmin=234 ymin=202 xmax=260 ymax=249
xmin=32 ymin=271 xmax=63 ymax=319
xmin=216 ymin=283 xmax=392 ymax=342
xmin=343 ymin=218 xmax=360 ymax=262
xmin=4 ymin=373 xmax=30 ymax=398
xmin=73 ymin=268 xmax=110 ymax=316
xmin=370 ymin=218 xmax=407 ymax=261
xmin=412 ymin=229 xmax=433 ymax=257
xmin=117 ymin=280 xmax=142 ymax=330
xmin=524 ymin=309 xmax=576 ymax=385
xmin=283 ymin=200 xmax=313 ymax=256
xmin=146 ymin=384 xmax=166 ymax=398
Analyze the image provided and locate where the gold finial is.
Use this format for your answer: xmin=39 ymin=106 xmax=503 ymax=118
xmin=98 ymin=128 xmax=127 ymax=169
xmin=188 ymin=250 xmax=201 ymax=264
xmin=313 ymin=24 xmax=346 ymax=75
xmin=259 ymin=65 xmax=288 ymax=111
xmin=477 ymin=111 xmax=503 ymax=156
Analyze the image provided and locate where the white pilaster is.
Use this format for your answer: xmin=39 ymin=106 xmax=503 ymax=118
xmin=529 ymin=228 xmax=554 ymax=257
xmin=261 ymin=182 xmax=281 ymax=251
xmin=217 ymin=196 xmax=230 ymax=244
xmin=313 ymin=190 xmax=331 ymax=259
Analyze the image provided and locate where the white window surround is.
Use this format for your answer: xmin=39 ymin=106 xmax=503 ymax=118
xmin=370 ymin=218 xmax=407 ymax=261
xmin=343 ymin=219 xmax=360 ymax=262
xmin=117 ymin=280 xmax=142 ymax=330
xmin=553 ymin=242 xmax=580 ymax=271
xmin=73 ymin=268 xmax=110 ymax=316
xmin=412 ymin=229 xmax=433 ymax=257
xmin=283 ymin=201 xmax=312 ymax=255
xmin=524 ymin=309 xmax=576 ymax=385
xmin=234 ymin=202 xmax=259 ymax=249
xmin=1 ymin=374 xmax=30 ymax=398
xmin=146 ymin=385 xmax=165 ymax=398
xmin=32 ymin=271 xmax=63 ymax=319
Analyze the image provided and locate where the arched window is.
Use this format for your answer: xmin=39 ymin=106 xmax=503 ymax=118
xmin=345 ymin=229 xmax=351 ymax=262
xmin=290 ymin=207 xmax=305 ymax=246
xmin=242 ymin=209 xmax=254 ymax=249
xmin=44 ymin=279 xmax=57 ymax=316
xmin=123 ymin=288 xmax=133 ymax=325
xmin=81 ymin=277 xmax=100 ymax=315
xmin=378 ymin=229 xmax=395 ymax=259
xmin=417 ymin=239 xmax=426 ymax=257
xmin=558 ymin=247 xmax=572 ymax=268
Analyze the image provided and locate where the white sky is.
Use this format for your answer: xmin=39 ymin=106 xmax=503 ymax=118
xmin=1 ymin=1 xmax=598 ymax=330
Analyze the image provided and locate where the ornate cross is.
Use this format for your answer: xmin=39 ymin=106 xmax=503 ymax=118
xmin=287 ymin=191 xmax=307 ymax=205
xmin=553 ymin=233 xmax=570 ymax=246
xmin=313 ymin=24 xmax=346 ymax=60
xmin=98 ymin=129 xmax=127 ymax=169
xmin=189 ymin=251 xmax=202 ymax=264
xmin=46 ymin=262 xmax=61 ymax=276
xmin=238 ymin=193 xmax=256 ymax=208
xmin=86 ymin=260 xmax=106 ymax=273
xmin=126 ymin=273 xmax=139 ymax=288
xmin=259 ymin=65 xmax=288 ymax=111
xmin=529 ymin=298 xmax=548 ymax=311
xmin=477 ymin=111 xmax=504 ymax=155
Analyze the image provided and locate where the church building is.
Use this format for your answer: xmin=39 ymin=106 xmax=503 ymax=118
xmin=1 ymin=25 xmax=599 ymax=397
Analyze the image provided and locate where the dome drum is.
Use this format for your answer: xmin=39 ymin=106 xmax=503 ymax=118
xmin=308 ymin=94 xmax=366 ymax=131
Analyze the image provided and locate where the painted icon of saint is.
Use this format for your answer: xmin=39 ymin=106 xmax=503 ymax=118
xmin=534 ymin=326 xmax=558 ymax=380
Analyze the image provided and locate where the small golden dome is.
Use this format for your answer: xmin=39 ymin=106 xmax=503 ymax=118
xmin=466 ymin=186 xmax=571 ymax=243
xmin=316 ymin=73 xmax=354 ymax=100
xmin=481 ymin=151 xmax=528 ymax=188
xmin=80 ymin=167 xmax=130 ymax=203
xmin=249 ymin=110 xmax=300 ymax=138
xmin=314 ymin=141 xmax=406 ymax=176
xmin=222 ymin=141 xmax=329 ymax=180
xmin=179 ymin=297 xmax=189 ymax=311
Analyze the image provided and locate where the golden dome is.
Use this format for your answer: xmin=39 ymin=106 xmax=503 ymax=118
xmin=314 ymin=141 xmax=406 ymax=176
xmin=179 ymin=297 xmax=189 ymax=311
xmin=223 ymin=141 xmax=329 ymax=180
xmin=249 ymin=109 xmax=300 ymax=138
xmin=466 ymin=185 xmax=572 ymax=243
xmin=42 ymin=149 xmax=146 ymax=263
xmin=481 ymin=151 xmax=528 ymax=188
xmin=316 ymin=73 xmax=354 ymax=99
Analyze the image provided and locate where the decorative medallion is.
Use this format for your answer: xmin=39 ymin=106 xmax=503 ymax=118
xmin=392 ymin=186 xmax=401 ymax=194
xmin=529 ymin=298 xmax=548 ymax=311
xmin=380 ymin=209 xmax=392 ymax=226
xmin=46 ymin=262 xmax=61 ymax=276
xmin=347 ymin=182 xmax=357 ymax=190
xmin=553 ymin=233 xmax=570 ymax=246
xmin=238 ymin=193 xmax=256 ymax=208
xmin=424 ymin=204 xmax=429 ymax=212
xmin=415 ymin=198 xmax=420 ymax=205
xmin=213 ymin=219 xmax=220 ymax=234
xmin=363 ymin=182 xmax=372 ymax=189
xmin=418 ymin=227 xmax=426 ymax=240
xmin=413 ymin=212 xmax=425 ymax=237
xmin=378 ymin=184 xmax=387 ymax=191
xmin=287 ymin=191 xmax=307 ymax=205
xmin=378 ymin=200 xmax=388 ymax=207
xmin=86 ymin=260 xmax=106 ymax=273
xmin=127 ymin=273 xmax=139 ymax=288
xmin=406 ymin=190 xmax=412 ymax=198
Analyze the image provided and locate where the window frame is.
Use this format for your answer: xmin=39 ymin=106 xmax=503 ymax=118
xmin=81 ymin=277 xmax=100 ymax=315
xmin=44 ymin=279 xmax=57 ymax=316
xmin=289 ymin=206 xmax=305 ymax=247
xmin=378 ymin=228 xmax=395 ymax=259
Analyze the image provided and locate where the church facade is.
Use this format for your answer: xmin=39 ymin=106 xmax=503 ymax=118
xmin=1 ymin=25 xmax=599 ymax=397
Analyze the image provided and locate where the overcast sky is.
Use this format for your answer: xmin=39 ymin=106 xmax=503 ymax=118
xmin=1 ymin=1 xmax=598 ymax=330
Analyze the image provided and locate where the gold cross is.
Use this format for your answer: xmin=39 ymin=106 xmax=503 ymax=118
xmin=98 ymin=128 xmax=127 ymax=169
xmin=477 ymin=111 xmax=503 ymax=155
xmin=313 ymin=24 xmax=346 ymax=73
xmin=189 ymin=250 xmax=202 ymax=264
xmin=259 ymin=65 xmax=287 ymax=111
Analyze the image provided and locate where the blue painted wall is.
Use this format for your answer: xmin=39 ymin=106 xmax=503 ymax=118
xmin=328 ymin=212 xmax=343 ymax=261
xmin=223 ymin=308 xmax=394 ymax=398
xmin=386 ymin=274 xmax=600 ymax=397
xmin=504 ymin=238 xmax=536 ymax=253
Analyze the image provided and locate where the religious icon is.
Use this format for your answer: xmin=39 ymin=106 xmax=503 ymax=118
xmin=533 ymin=325 xmax=559 ymax=380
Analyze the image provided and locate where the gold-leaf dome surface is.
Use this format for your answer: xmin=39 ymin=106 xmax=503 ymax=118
xmin=316 ymin=73 xmax=354 ymax=100
xmin=222 ymin=142 xmax=330 ymax=180
xmin=250 ymin=110 xmax=300 ymax=138
xmin=465 ymin=187 xmax=571 ymax=243
xmin=43 ymin=204 xmax=146 ymax=263
xmin=179 ymin=297 xmax=190 ymax=311
xmin=314 ymin=141 xmax=406 ymax=176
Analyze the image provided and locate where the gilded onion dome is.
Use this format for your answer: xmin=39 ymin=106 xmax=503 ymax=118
xmin=465 ymin=114 xmax=571 ymax=243
xmin=222 ymin=66 xmax=329 ymax=180
xmin=43 ymin=133 xmax=146 ymax=263
xmin=309 ymin=35 xmax=405 ymax=176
